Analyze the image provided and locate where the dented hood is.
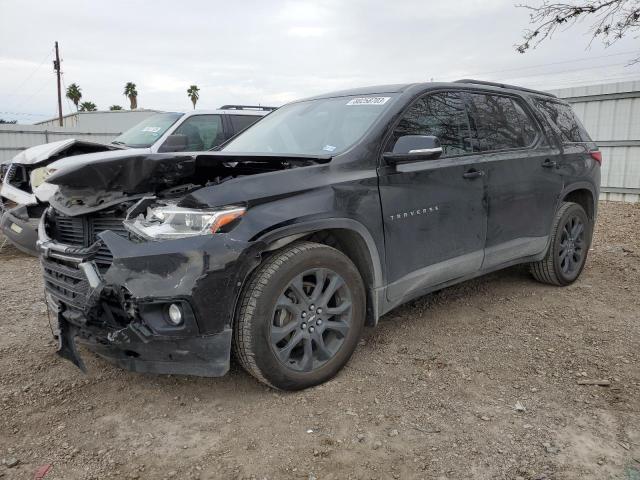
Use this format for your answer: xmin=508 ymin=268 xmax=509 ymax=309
xmin=47 ymin=151 xmax=330 ymax=216
xmin=10 ymin=139 xmax=120 ymax=166
xmin=46 ymin=151 xmax=197 ymax=193
xmin=47 ymin=151 xmax=329 ymax=193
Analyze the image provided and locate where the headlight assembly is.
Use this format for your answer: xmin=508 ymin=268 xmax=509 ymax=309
xmin=29 ymin=166 xmax=51 ymax=189
xmin=123 ymin=204 xmax=246 ymax=240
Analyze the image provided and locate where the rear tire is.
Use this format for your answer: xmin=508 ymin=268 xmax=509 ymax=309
xmin=530 ymin=202 xmax=592 ymax=286
xmin=233 ymin=241 xmax=366 ymax=390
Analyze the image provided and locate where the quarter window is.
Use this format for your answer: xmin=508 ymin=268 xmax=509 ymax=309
xmin=229 ymin=114 xmax=261 ymax=135
xmin=466 ymin=94 xmax=538 ymax=151
xmin=165 ymin=115 xmax=224 ymax=151
xmin=390 ymin=92 xmax=472 ymax=157
xmin=533 ymin=99 xmax=591 ymax=143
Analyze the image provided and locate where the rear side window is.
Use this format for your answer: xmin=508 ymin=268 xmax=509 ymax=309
xmin=533 ymin=99 xmax=591 ymax=143
xmin=390 ymin=91 xmax=471 ymax=157
xmin=465 ymin=93 xmax=538 ymax=151
xmin=229 ymin=114 xmax=261 ymax=135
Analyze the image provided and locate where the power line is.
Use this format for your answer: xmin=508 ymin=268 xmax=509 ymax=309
xmin=454 ymin=50 xmax=640 ymax=79
xmin=497 ymin=61 xmax=638 ymax=81
xmin=5 ymin=48 xmax=54 ymax=109
xmin=0 ymin=111 xmax=51 ymax=117
xmin=11 ymin=75 xmax=52 ymax=111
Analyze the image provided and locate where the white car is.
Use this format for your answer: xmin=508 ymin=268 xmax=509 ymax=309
xmin=0 ymin=105 xmax=274 ymax=254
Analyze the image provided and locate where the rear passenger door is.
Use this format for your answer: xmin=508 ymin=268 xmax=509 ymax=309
xmin=464 ymin=92 xmax=563 ymax=269
xmin=378 ymin=91 xmax=487 ymax=303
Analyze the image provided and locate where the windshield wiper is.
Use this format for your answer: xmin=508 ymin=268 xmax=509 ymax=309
xmin=111 ymin=141 xmax=126 ymax=146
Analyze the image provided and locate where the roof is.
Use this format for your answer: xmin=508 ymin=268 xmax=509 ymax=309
xmin=297 ymin=79 xmax=556 ymax=103
xmin=181 ymin=108 xmax=269 ymax=117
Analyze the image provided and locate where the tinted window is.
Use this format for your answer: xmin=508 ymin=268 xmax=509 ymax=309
xmin=229 ymin=114 xmax=261 ymax=134
xmin=533 ymin=99 xmax=591 ymax=143
xmin=390 ymin=92 xmax=471 ymax=157
xmin=466 ymin=94 xmax=538 ymax=151
xmin=166 ymin=115 xmax=224 ymax=151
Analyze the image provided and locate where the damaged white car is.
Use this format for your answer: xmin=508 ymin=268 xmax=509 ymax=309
xmin=0 ymin=107 xmax=273 ymax=254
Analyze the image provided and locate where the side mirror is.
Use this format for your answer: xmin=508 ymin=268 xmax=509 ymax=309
xmin=159 ymin=134 xmax=188 ymax=153
xmin=384 ymin=135 xmax=443 ymax=165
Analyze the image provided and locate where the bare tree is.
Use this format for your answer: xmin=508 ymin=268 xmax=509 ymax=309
xmin=516 ymin=1 xmax=640 ymax=63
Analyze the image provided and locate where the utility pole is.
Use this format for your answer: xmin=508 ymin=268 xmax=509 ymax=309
xmin=53 ymin=41 xmax=63 ymax=127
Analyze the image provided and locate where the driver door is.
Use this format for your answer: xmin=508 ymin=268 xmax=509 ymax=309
xmin=377 ymin=91 xmax=487 ymax=302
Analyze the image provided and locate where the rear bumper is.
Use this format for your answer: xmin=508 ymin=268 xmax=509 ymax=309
xmin=0 ymin=206 xmax=38 ymax=255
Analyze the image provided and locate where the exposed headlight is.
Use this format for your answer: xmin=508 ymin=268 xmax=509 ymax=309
xmin=123 ymin=204 xmax=246 ymax=240
xmin=0 ymin=162 xmax=10 ymax=181
xmin=30 ymin=167 xmax=51 ymax=189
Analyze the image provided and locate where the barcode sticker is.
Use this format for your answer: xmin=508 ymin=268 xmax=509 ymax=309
xmin=346 ymin=97 xmax=390 ymax=106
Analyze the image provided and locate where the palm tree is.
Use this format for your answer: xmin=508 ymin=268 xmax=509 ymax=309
xmin=79 ymin=101 xmax=97 ymax=112
xmin=187 ymin=85 xmax=200 ymax=109
xmin=66 ymin=83 xmax=82 ymax=111
xmin=124 ymin=82 xmax=138 ymax=110
xmin=109 ymin=105 xmax=123 ymax=111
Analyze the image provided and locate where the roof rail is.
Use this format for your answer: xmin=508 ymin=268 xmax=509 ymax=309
xmin=219 ymin=105 xmax=277 ymax=111
xmin=454 ymin=79 xmax=557 ymax=98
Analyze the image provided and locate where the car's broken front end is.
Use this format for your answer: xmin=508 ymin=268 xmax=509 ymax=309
xmin=40 ymin=203 xmax=260 ymax=376
xmin=36 ymin=151 xmax=314 ymax=376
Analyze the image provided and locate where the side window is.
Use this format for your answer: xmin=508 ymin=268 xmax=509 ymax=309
xmin=390 ymin=91 xmax=471 ymax=157
xmin=533 ymin=99 xmax=591 ymax=143
xmin=229 ymin=114 xmax=261 ymax=135
xmin=466 ymin=94 xmax=538 ymax=151
xmin=165 ymin=115 xmax=224 ymax=151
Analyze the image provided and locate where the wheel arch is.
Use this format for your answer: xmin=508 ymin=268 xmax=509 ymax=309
xmin=560 ymin=184 xmax=597 ymax=221
xmin=254 ymin=219 xmax=385 ymax=326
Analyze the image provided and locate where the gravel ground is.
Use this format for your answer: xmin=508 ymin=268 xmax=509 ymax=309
xmin=0 ymin=201 xmax=639 ymax=480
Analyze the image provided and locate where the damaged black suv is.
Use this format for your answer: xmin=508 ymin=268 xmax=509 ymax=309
xmin=39 ymin=80 xmax=600 ymax=390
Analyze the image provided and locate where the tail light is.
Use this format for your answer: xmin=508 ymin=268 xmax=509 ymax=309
xmin=590 ymin=150 xmax=602 ymax=165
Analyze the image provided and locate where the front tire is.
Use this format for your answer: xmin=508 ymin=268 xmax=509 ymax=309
xmin=233 ymin=241 xmax=366 ymax=390
xmin=530 ymin=202 xmax=592 ymax=286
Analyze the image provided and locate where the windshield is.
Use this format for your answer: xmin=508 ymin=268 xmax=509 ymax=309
xmin=223 ymin=94 xmax=396 ymax=156
xmin=112 ymin=113 xmax=183 ymax=148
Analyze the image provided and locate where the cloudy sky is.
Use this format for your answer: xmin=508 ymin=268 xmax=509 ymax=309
xmin=1 ymin=0 xmax=639 ymax=123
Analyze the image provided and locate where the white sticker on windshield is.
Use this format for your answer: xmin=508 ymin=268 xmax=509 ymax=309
xmin=323 ymin=145 xmax=337 ymax=152
xmin=142 ymin=126 xmax=161 ymax=133
xmin=346 ymin=96 xmax=390 ymax=106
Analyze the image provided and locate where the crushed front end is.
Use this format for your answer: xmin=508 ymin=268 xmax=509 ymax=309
xmin=38 ymin=200 xmax=257 ymax=377
xmin=35 ymin=150 xmax=322 ymax=377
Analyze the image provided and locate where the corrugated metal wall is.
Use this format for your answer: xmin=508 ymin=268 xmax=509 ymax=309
xmin=0 ymin=125 xmax=119 ymax=162
xmin=0 ymin=110 xmax=161 ymax=163
xmin=35 ymin=110 xmax=160 ymax=130
xmin=549 ymin=81 xmax=640 ymax=202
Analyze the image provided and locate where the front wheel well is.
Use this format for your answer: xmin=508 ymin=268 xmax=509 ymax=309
xmin=259 ymin=229 xmax=379 ymax=326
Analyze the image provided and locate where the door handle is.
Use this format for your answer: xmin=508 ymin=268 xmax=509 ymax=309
xmin=462 ymin=169 xmax=484 ymax=179
xmin=542 ymin=159 xmax=557 ymax=168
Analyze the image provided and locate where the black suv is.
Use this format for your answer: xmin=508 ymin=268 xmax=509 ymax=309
xmin=38 ymin=80 xmax=600 ymax=390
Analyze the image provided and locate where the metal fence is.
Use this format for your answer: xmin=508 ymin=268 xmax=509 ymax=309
xmin=549 ymin=80 xmax=640 ymax=203
xmin=0 ymin=124 xmax=120 ymax=163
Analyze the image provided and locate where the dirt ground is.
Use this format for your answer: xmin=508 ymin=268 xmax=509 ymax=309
xmin=0 ymin=201 xmax=638 ymax=480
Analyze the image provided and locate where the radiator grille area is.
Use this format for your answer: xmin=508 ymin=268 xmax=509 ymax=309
xmin=42 ymin=258 xmax=90 ymax=310
xmin=48 ymin=210 xmax=129 ymax=269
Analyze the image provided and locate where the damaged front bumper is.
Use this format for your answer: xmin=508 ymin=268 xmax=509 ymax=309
xmin=38 ymin=215 xmax=259 ymax=377
xmin=1 ymin=205 xmax=39 ymax=255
